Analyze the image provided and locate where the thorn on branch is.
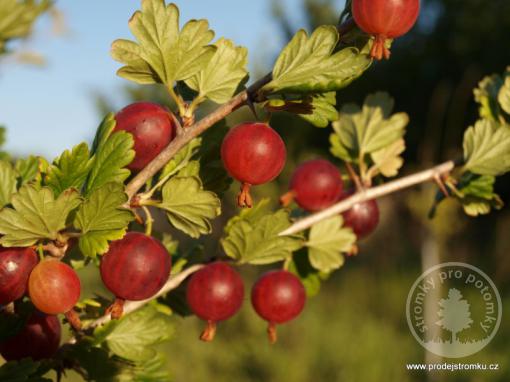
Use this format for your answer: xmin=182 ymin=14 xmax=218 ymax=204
xmin=433 ymin=173 xmax=450 ymax=197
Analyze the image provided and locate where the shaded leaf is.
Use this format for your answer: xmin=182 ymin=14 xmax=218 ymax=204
xmin=300 ymin=92 xmax=338 ymax=127
xmin=0 ymin=358 xmax=51 ymax=382
xmin=0 ymin=160 xmax=17 ymax=208
xmin=15 ymin=156 xmax=40 ymax=185
xmin=453 ymin=173 xmax=503 ymax=217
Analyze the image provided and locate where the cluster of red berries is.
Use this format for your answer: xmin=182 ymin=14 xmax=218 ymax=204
xmin=186 ymin=262 xmax=306 ymax=344
xmin=0 ymin=232 xmax=172 ymax=361
xmin=0 ymin=94 xmax=382 ymax=363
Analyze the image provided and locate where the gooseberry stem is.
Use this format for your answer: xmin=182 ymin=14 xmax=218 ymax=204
xmin=200 ymin=320 xmax=217 ymax=342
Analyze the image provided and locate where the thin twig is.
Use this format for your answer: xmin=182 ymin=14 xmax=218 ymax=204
xmin=279 ymin=161 xmax=456 ymax=236
xmin=71 ymin=264 xmax=204 ymax=337
xmin=344 ymin=162 xmax=363 ymax=190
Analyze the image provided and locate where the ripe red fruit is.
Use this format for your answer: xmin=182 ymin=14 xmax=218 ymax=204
xmin=186 ymin=262 xmax=244 ymax=342
xmin=0 ymin=312 xmax=61 ymax=361
xmin=352 ymin=0 xmax=420 ymax=60
xmin=114 ymin=102 xmax=176 ymax=171
xmin=281 ymin=159 xmax=343 ymax=212
xmin=28 ymin=260 xmax=81 ymax=315
xmin=221 ymin=122 xmax=286 ymax=208
xmin=341 ymin=191 xmax=380 ymax=239
xmin=251 ymin=270 xmax=306 ymax=344
xmin=100 ymin=232 xmax=171 ymax=319
xmin=0 ymin=247 xmax=38 ymax=305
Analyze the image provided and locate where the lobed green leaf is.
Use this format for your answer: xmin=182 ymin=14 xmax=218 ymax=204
xmin=97 ymin=305 xmax=175 ymax=362
xmin=463 ymin=119 xmax=510 ymax=176
xmin=74 ymin=183 xmax=134 ymax=258
xmin=185 ymin=38 xmax=248 ymax=104
xmin=306 ymin=216 xmax=356 ymax=273
xmin=156 ymin=176 xmax=221 ymax=238
xmin=46 ymin=142 xmax=93 ymax=196
xmin=0 ymin=185 xmax=81 ymax=247
xmin=222 ymin=209 xmax=303 ymax=265
xmin=111 ymin=0 xmax=215 ymax=86
xmin=262 ymin=25 xmax=370 ymax=94
xmin=330 ymin=92 xmax=408 ymax=163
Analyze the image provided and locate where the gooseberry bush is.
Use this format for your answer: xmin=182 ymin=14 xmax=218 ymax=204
xmin=1 ymin=0 xmax=510 ymax=380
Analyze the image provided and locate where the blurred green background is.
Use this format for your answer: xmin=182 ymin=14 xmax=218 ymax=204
xmin=3 ymin=0 xmax=510 ymax=381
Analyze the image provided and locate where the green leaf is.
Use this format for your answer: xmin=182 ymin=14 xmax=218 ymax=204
xmin=111 ymin=0 xmax=215 ymax=86
xmin=498 ymin=73 xmax=510 ymax=115
xmin=197 ymin=121 xmax=232 ymax=195
xmin=117 ymin=353 xmax=171 ymax=382
xmin=330 ymin=92 xmax=408 ymax=162
xmin=85 ymin=131 xmax=135 ymax=196
xmin=369 ymin=138 xmax=406 ymax=178
xmin=0 ymin=160 xmax=17 ymax=208
xmin=46 ymin=142 xmax=93 ymax=196
xmin=453 ymin=173 xmax=503 ymax=217
xmin=299 ymin=92 xmax=338 ymax=127
xmin=185 ymin=37 xmax=248 ymax=103
xmin=66 ymin=343 xmax=123 ymax=381
xmin=0 ymin=186 xmax=81 ymax=246
xmin=473 ymin=71 xmax=507 ymax=121
xmin=159 ymin=137 xmax=201 ymax=179
xmin=15 ymin=156 xmax=40 ymax=185
xmin=156 ymin=176 xmax=221 ymax=238
xmin=223 ymin=198 xmax=272 ymax=234
xmin=91 ymin=113 xmax=116 ymax=155
xmin=101 ymin=305 xmax=175 ymax=362
xmin=463 ymin=119 xmax=510 ymax=176
xmin=288 ymin=251 xmax=325 ymax=297
xmin=306 ymin=216 xmax=356 ymax=273
xmin=262 ymin=26 xmax=370 ymax=94
xmin=0 ymin=0 xmax=50 ymax=52
xmin=0 ymin=358 xmax=51 ymax=382
xmin=222 ymin=209 xmax=303 ymax=264
xmin=74 ymin=183 xmax=134 ymax=258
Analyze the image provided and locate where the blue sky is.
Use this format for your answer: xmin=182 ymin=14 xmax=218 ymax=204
xmin=0 ymin=0 xmax=343 ymax=159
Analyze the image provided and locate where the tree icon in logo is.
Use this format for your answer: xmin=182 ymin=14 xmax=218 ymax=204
xmin=436 ymin=288 xmax=473 ymax=343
